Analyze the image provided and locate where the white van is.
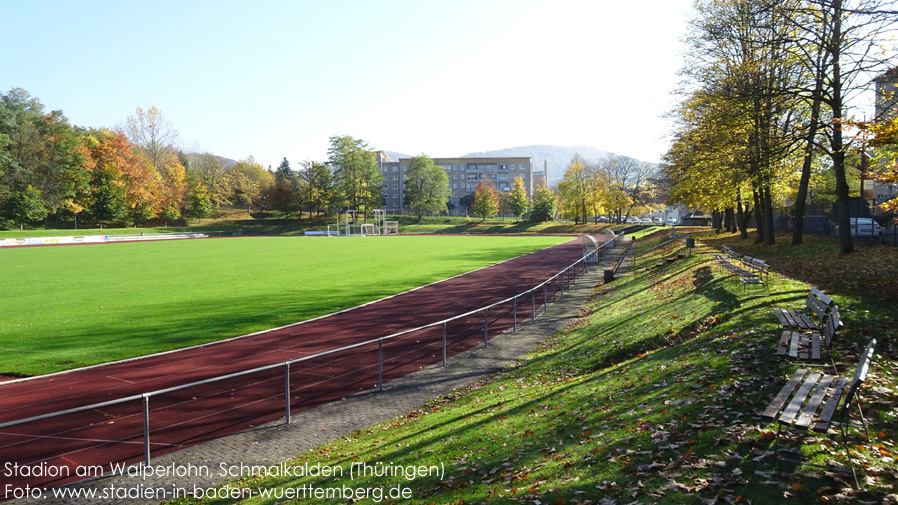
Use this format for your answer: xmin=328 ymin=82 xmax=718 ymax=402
xmin=848 ymin=218 xmax=883 ymax=240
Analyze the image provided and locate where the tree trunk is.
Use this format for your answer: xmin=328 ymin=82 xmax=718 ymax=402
xmin=753 ymin=189 xmax=764 ymax=243
xmin=792 ymin=61 xmax=825 ymax=246
xmin=830 ymin=0 xmax=854 ymax=254
xmin=763 ymin=184 xmax=776 ymax=245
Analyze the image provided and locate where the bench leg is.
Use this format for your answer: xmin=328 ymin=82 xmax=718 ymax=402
xmin=840 ymin=423 xmax=861 ymax=488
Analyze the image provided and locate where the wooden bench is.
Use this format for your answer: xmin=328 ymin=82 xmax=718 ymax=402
xmin=712 ymin=246 xmax=740 ymax=272
xmin=776 ymin=306 xmax=842 ymax=361
xmin=738 ymin=257 xmax=769 ymax=293
xmin=761 ymin=339 xmax=876 ymax=486
xmin=772 ymin=287 xmax=834 ymax=331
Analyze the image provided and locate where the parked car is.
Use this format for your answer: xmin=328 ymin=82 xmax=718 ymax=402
xmin=653 ymin=217 xmax=663 ymax=224
xmin=626 ymin=217 xmax=640 ymax=223
xmin=847 ymin=217 xmax=883 ymax=241
xmin=667 ymin=217 xmax=677 ymax=226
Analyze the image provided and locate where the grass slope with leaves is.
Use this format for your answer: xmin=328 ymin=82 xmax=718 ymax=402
xmin=167 ymin=229 xmax=898 ymax=505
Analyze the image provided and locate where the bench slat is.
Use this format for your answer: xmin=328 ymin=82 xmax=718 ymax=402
xmin=779 ymin=371 xmax=822 ymax=425
xmin=789 ymin=332 xmax=801 ymax=358
xmin=762 ymin=369 xmax=808 ymax=419
xmin=810 ymin=287 xmax=833 ymax=307
xmin=810 ymin=333 xmax=821 ymax=360
xmin=773 ymin=308 xmax=789 ymax=327
xmin=812 ymin=376 xmax=849 ymax=433
xmin=798 ymin=313 xmax=816 ymax=330
xmin=773 ymin=288 xmax=833 ymax=330
xmin=777 ymin=331 xmax=790 ymax=356
xmin=798 ymin=333 xmax=809 ymax=359
xmin=782 ymin=309 xmax=799 ymax=328
xmin=795 ymin=375 xmax=835 ymax=429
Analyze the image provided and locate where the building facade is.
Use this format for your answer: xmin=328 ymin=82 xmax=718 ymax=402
xmin=375 ymin=153 xmax=540 ymax=216
xmin=871 ymin=67 xmax=898 ymax=209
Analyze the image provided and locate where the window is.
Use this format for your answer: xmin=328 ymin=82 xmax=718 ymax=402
xmin=392 ymin=184 xmax=398 ymax=189
xmin=392 ymin=166 xmax=398 ymax=171
xmin=393 ymin=193 xmax=399 ymax=199
xmin=393 ymin=175 xmax=398 ymax=180
xmin=452 ymin=183 xmax=457 ymax=189
xmin=453 ymin=174 xmax=457 ymax=180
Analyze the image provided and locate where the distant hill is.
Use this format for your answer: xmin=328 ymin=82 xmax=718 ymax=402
xmin=214 ymin=155 xmax=238 ymax=169
xmin=460 ymin=145 xmax=617 ymax=187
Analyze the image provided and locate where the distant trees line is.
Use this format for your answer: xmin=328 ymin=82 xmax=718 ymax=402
xmin=0 ymin=89 xmax=561 ymax=230
xmin=555 ymin=153 xmax=662 ymax=224
xmin=0 ymin=89 xmax=407 ymax=230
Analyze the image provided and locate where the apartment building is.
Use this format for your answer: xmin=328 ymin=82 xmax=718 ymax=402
xmin=375 ymin=152 xmax=538 ymax=216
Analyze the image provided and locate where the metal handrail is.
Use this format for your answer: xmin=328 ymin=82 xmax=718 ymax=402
xmin=0 ymin=236 xmax=615 ymax=466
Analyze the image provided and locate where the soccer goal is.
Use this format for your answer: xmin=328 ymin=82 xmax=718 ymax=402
xmin=373 ymin=209 xmax=399 ymax=236
xmin=334 ymin=210 xmax=397 ymax=236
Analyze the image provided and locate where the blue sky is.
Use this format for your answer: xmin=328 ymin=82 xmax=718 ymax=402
xmin=2 ymin=0 xmax=695 ymax=169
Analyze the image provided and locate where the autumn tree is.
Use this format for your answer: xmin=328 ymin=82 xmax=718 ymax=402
xmin=471 ymin=179 xmax=499 ymax=221
xmin=557 ymin=155 xmax=592 ymax=224
xmin=403 ymin=154 xmax=450 ymax=222
xmin=786 ymin=0 xmax=898 ymax=252
xmin=230 ymin=157 xmax=274 ymax=211
xmin=125 ymin=106 xmax=187 ymax=222
xmin=187 ymin=152 xmax=232 ymax=207
xmin=507 ymin=176 xmax=529 ymax=219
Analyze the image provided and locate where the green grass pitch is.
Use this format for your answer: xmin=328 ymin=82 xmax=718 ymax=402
xmin=0 ymin=235 xmax=570 ymax=377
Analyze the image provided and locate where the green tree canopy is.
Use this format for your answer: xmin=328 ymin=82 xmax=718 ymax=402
xmin=403 ymin=154 xmax=451 ymax=222
xmin=328 ymin=135 xmax=383 ymax=214
xmin=3 ymin=185 xmax=47 ymax=229
xmin=530 ymin=184 xmax=557 ymax=222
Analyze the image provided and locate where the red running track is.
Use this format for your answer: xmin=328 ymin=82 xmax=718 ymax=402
xmin=0 ymin=238 xmax=583 ymax=497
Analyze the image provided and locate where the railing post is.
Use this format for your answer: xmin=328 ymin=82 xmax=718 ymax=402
xmin=378 ymin=339 xmax=384 ymax=392
xmin=142 ymin=395 xmax=151 ymax=466
xmin=553 ymin=275 xmax=557 ymax=301
xmin=530 ymin=288 xmax=536 ymax=321
xmin=512 ymin=296 xmax=517 ymax=333
xmin=484 ymin=308 xmax=489 ymax=347
xmin=285 ymin=362 xmax=291 ymax=425
xmin=442 ymin=322 xmax=447 ymax=366
xmin=543 ymin=284 xmax=547 ymax=311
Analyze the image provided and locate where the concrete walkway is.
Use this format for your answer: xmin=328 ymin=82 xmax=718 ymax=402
xmin=11 ymin=238 xmax=631 ymax=505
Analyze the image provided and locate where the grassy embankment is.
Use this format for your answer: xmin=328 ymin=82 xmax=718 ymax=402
xmin=0 ymin=235 xmax=569 ymax=377
xmin=168 ymin=228 xmax=898 ymax=505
